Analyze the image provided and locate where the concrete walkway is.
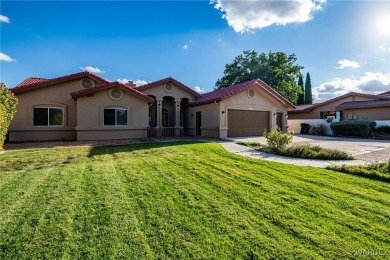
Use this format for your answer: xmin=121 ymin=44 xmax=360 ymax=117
xmin=221 ymin=134 xmax=390 ymax=168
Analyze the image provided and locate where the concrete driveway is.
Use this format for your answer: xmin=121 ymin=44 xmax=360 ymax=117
xmin=225 ymin=134 xmax=390 ymax=163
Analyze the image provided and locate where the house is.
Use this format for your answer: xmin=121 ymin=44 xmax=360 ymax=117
xmin=288 ymin=92 xmax=390 ymax=121
xmin=8 ymin=71 xmax=294 ymax=142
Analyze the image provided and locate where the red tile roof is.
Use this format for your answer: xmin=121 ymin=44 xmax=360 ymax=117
xmin=191 ymin=79 xmax=295 ymax=108
xmin=289 ymin=92 xmax=390 ymax=113
xmin=11 ymin=71 xmax=110 ymax=94
xmin=336 ymin=100 xmax=390 ymax=110
xmin=16 ymin=77 xmax=49 ymax=87
xmin=70 ymin=82 xmax=154 ymax=102
xmin=137 ymin=77 xmax=201 ymax=97
xmin=380 ymin=90 xmax=390 ymax=96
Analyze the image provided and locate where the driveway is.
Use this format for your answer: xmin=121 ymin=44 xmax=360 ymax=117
xmin=223 ymin=134 xmax=390 ymax=166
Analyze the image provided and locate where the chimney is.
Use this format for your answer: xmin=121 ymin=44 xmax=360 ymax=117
xmin=125 ymin=80 xmax=136 ymax=88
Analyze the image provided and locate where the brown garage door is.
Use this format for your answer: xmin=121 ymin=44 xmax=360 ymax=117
xmin=228 ymin=110 xmax=270 ymax=137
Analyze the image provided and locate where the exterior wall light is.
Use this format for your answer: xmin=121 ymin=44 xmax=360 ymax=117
xmin=222 ymin=111 xmax=225 ymax=116
xmin=177 ymin=104 xmax=180 ymax=109
xmin=273 ymin=113 xmax=277 ymax=118
xmin=158 ymin=104 xmax=161 ymax=109
xmin=285 ymin=114 xmax=288 ymax=119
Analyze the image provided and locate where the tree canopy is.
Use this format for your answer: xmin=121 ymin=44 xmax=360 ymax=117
xmin=215 ymin=50 xmax=303 ymax=104
xmin=0 ymin=83 xmax=18 ymax=150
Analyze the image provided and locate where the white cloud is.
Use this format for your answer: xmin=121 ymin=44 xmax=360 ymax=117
xmin=337 ymin=59 xmax=360 ymax=69
xmin=313 ymin=72 xmax=390 ymax=102
xmin=0 ymin=15 xmax=10 ymax=23
xmin=80 ymin=66 xmax=105 ymax=74
xmin=183 ymin=44 xmax=189 ymax=50
xmin=116 ymin=78 xmax=147 ymax=87
xmin=379 ymin=43 xmax=390 ymax=52
xmin=211 ymin=0 xmax=326 ymax=33
xmin=0 ymin=52 xmax=16 ymax=62
xmin=194 ymin=86 xmax=205 ymax=93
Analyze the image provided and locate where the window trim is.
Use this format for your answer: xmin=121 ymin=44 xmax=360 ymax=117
xmin=33 ymin=106 xmax=64 ymax=127
xmin=103 ymin=107 xmax=128 ymax=126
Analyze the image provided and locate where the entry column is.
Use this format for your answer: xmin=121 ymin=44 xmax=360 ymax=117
xmin=174 ymin=99 xmax=181 ymax=136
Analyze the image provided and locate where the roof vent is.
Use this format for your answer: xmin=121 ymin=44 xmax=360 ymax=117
xmin=164 ymin=82 xmax=174 ymax=93
xmin=79 ymin=78 xmax=95 ymax=89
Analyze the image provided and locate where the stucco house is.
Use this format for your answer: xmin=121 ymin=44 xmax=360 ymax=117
xmin=8 ymin=71 xmax=294 ymax=142
xmin=288 ymin=92 xmax=390 ymax=121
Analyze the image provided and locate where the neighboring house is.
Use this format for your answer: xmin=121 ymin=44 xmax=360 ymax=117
xmin=8 ymin=72 xmax=294 ymax=141
xmin=288 ymin=92 xmax=390 ymax=121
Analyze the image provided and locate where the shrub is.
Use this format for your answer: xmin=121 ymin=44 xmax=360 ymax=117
xmin=263 ymin=128 xmax=293 ymax=150
xmin=375 ymin=125 xmax=390 ymax=135
xmin=0 ymin=83 xmax=18 ymax=150
xmin=309 ymin=124 xmax=325 ymax=135
xmin=272 ymin=143 xmax=353 ymax=160
xmin=330 ymin=120 xmax=376 ymax=137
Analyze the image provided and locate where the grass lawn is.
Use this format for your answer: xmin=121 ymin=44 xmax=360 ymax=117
xmin=0 ymin=142 xmax=389 ymax=259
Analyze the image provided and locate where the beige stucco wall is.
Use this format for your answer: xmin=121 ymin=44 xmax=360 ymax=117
xmin=343 ymin=107 xmax=390 ymax=121
xmin=9 ymin=77 xmax=105 ymax=141
xmin=188 ymin=87 xmax=289 ymax=138
xmin=219 ymin=87 xmax=288 ymax=138
xmin=288 ymin=96 xmax=379 ymax=120
xmin=186 ymin=103 xmax=220 ymax=138
xmin=75 ymin=87 xmax=149 ymax=140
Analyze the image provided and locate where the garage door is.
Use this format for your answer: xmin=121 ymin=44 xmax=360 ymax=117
xmin=228 ymin=110 xmax=270 ymax=137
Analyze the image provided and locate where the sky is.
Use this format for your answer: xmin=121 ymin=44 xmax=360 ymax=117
xmin=1 ymin=0 xmax=390 ymax=103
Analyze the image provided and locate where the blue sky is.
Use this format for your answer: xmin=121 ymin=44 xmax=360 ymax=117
xmin=1 ymin=0 xmax=389 ymax=102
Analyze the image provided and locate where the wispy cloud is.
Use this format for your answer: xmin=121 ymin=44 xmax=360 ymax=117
xmin=313 ymin=72 xmax=390 ymax=102
xmin=337 ymin=59 xmax=360 ymax=69
xmin=211 ymin=0 xmax=326 ymax=33
xmin=0 ymin=52 xmax=16 ymax=62
xmin=0 ymin=15 xmax=10 ymax=23
xmin=183 ymin=44 xmax=189 ymax=50
xmin=80 ymin=66 xmax=105 ymax=74
xmin=116 ymin=78 xmax=148 ymax=86
xmin=194 ymin=86 xmax=205 ymax=93
xmin=379 ymin=43 xmax=390 ymax=52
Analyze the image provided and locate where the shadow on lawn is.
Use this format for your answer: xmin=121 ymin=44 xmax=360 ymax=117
xmin=87 ymin=140 xmax=209 ymax=158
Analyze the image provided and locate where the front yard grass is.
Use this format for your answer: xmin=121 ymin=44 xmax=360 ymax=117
xmin=0 ymin=142 xmax=389 ymax=259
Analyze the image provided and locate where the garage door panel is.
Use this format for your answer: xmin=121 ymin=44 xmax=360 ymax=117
xmin=228 ymin=110 xmax=269 ymax=137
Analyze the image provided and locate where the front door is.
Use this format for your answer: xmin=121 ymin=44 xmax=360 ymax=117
xmin=196 ymin=112 xmax=201 ymax=136
xmin=276 ymin=112 xmax=283 ymax=130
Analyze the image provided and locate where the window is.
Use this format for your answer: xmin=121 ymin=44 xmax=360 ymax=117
xmin=33 ymin=107 xmax=64 ymax=126
xmin=104 ymin=108 xmax=127 ymax=126
xmin=320 ymin=111 xmax=341 ymax=120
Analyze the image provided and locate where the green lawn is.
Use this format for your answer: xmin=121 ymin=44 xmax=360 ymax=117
xmin=0 ymin=142 xmax=389 ymax=259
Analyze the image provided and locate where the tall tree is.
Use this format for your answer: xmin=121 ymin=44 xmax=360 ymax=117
xmin=215 ymin=50 xmax=303 ymax=104
xmin=304 ymin=72 xmax=313 ymax=104
xmin=297 ymin=75 xmax=304 ymax=105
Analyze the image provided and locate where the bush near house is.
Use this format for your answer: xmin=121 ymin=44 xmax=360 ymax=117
xmin=0 ymin=83 xmax=18 ymax=150
xmin=330 ymin=120 xmax=376 ymax=138
xmin=375 ymin=125 xmax=390 ymax=135
xmin=309 ymin=124 xmax=325 ymax=135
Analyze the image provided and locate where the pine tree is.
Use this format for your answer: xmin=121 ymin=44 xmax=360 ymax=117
xmin=304 ymin=72 xmax=313 ymax=104
xmin=297 ymin=75 xmax=304 ymax=105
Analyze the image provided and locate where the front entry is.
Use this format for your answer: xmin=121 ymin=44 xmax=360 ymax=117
xmin=196 ymin=112 xmax=201 ymax=136
xmin=276 ymin=112 xmax=283 ymax=130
